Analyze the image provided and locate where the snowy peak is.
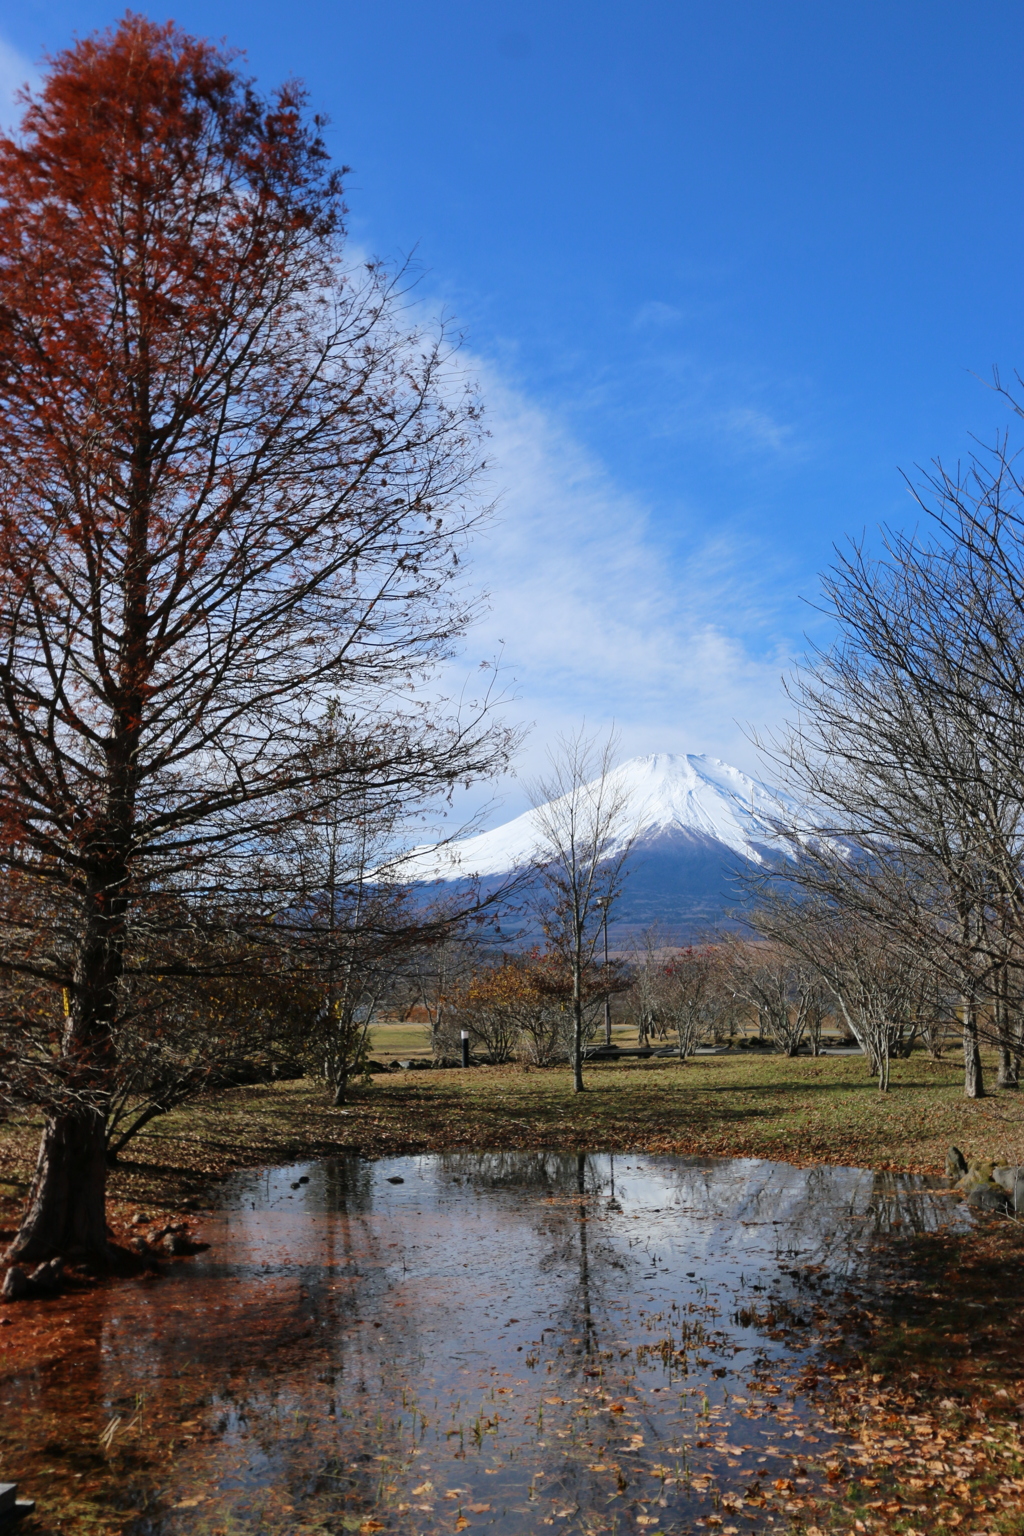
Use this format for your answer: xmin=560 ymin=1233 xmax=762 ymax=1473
xmin=403 ymin=752 xmax=798 ymax=882
xmin=612 ymin=753 xmax=797 ymax=860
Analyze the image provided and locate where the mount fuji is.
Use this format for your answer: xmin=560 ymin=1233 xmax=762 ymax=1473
xmin=404 ymin=753 xmax=803 ymax=938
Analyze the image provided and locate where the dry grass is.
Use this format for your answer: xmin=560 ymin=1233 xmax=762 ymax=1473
xmin=3 ymin=1048 xmax=1021 ymax=1233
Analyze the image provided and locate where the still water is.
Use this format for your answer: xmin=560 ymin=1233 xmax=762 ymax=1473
xmin=2 ymin=1153 xmax=965 ymax=1534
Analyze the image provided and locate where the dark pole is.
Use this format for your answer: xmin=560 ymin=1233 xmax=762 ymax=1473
xmin=460 ymin=1030 xmax=470 ymax=1069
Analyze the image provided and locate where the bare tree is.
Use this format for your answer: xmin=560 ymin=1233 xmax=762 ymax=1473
xmin=269 ymin=722 xmax=424 ymax=1104
xmin=0 ymin=19 xmax=514 ymax=1266
xmin=530 ymin=729 xmax=637 ymax=1092
xmin=757 ymin=432 xmax=1024 ymax=1099
xmin=744 ymin=896 xmax=936 ymax=1090
xmin=628 ymin=928 xmax=665 ymax=1047
xmin=721 ymin=935 xmax=818 ymax=1058
xmin=659 ymin=946 xmax=724 ymax=1059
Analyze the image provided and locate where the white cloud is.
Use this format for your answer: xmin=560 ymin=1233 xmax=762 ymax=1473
xmin=0 ymin=36 xmax=38 ymax=129
xmin=714 ymin=404 xmax=797 ymax=455
xmin=633 ymin=300 xmax=686 ymax=328
xmin=638 ymin=358 xmax=807 ymax=461
xmin=444 ymin=358 xmax=798 ymax=821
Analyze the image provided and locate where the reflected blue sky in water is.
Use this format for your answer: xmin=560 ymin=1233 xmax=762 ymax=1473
xmin=4 ymin=1153 xmax=967 ymax=1533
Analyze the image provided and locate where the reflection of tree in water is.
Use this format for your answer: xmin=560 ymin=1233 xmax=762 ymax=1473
xmin=318 ymin=1153 xmax=376 ymax=1215
xmin=436 ymin=1151 xmax=629 ymax=1356
xmin=865 ymin=1170 xmax=955 ymax=1235
xmin=655 ymin=1157 xmax=960 ymax=1275
xmin=439 ymin=1148 xmax=607 ymax=1196
xmin=156 ymin=1155 xmax=431 ymax=1525
xmin=47 ymin=1150 xmax=967 ymax=1534
xmin=106 ymin=1156 xmax=406 ymax=1508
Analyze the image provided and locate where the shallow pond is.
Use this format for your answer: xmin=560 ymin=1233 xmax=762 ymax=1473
xmin=1 ymin=1153 xmax=967 ymax=1534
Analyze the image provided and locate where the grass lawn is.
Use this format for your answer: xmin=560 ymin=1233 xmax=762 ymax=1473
xmin=366 ymin=1019 xmax=642 ymax=1056
xmin=3 ymin=1048 xmax=1022 ymax=1232
xmin=367 ymin=1020 xmax=433 ymax=1056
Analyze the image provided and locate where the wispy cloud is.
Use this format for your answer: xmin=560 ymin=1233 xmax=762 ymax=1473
xmin=633 ymin=300 xmax=686 ymax=329
xmin=445 ymin=357 xmax=800 ymax=817
xmin=713 ymin=404 xmax=797 ymax=455
xmin=633 ymin=354 xmax=808 ymax=462
xmin=0 ymin=35 xmax=38 ymax=129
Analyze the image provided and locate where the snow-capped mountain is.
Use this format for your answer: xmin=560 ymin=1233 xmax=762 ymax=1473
xmin=404 ymin=753 xmax=803 ymax=936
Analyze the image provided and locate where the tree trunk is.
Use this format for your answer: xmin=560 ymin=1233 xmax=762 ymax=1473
xmin=994 ymin=971 xmax=1018 ymax=1087
xmin=572 ymin=942 xmax=584 ymax=1092
xmin=572 ymin=995 xmax=584 ymax=1092
xmin=962 ymin=1002 xmax=985 ymax=1098
xmin=333 ymin=1072 xmax=348 ymax=1107
xmin=10 ymin=859 xmax=128 ymax=1263
xmin=997 ymin=1044 xmax=1018 ymax=1089
xmin=6 ymin=1105 xmax=109 ymax=1264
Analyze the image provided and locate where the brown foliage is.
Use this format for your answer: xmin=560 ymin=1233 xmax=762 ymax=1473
xmin=0 ymin=16 xmax=508 ymax=1261
xmin=439 ymin=944 xmax=633 ymax=1065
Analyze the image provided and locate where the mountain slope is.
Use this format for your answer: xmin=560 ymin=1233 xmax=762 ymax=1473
xmin=404 ymin=753 xmax=801 ymax=936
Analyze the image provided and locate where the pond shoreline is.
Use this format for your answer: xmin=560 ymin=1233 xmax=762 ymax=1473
xmin=2 ymin=1121 xmax=1024 ymax=1533
xmin=2 ymin=1054 xmax=1021 ymax=1243
xmin=4 ymin=1148 xmax=1019 ymax=1536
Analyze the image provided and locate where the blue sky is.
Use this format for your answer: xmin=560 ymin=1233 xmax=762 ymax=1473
xmin=3 ymin=3 xmax=1024 ymax=821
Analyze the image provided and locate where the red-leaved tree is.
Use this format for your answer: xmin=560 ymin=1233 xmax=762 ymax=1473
xmin=0 ymin=18 xmax=509 ymax=1266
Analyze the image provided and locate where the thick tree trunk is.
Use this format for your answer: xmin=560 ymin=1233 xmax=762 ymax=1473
xmin=10 ymin=857 xmax=129 ymax=1264
xmin=333 ymin=1072 xmax=348 ymax=1107
xmin=6 ymin=1105 xmax=109 ymax=1264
